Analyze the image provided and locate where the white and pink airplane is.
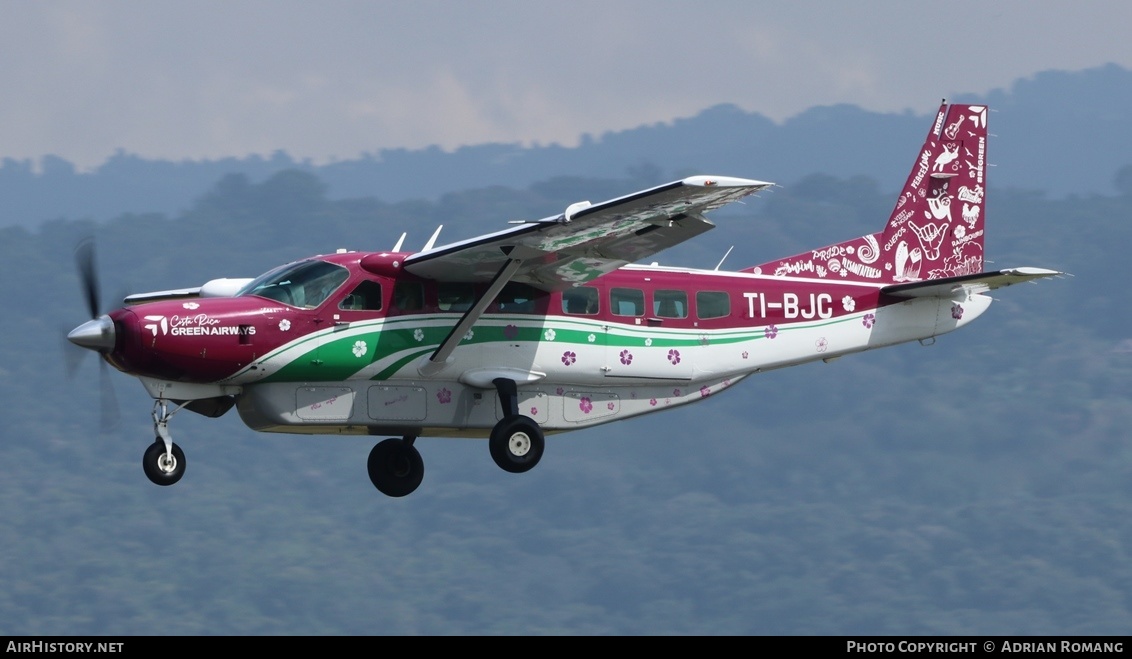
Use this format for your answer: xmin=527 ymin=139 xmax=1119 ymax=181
xmin=68 ymin=101 xmax=1061 ymax=496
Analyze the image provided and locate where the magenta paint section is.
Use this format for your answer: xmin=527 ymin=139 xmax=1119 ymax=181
xmin=744 ymin=102 xmax=987 ymax=286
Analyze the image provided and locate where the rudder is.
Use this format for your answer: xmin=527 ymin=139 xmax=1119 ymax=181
xmin=746 ymin=101 xmax=988 ymax=284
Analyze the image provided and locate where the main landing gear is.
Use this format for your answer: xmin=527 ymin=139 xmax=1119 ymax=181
xmin=364 ymin=379 xmax=547 ymax=498
xmin=488 ymin=378 xmax=545 ymax=474
xmin=367 ymin=436 xmax=425 ymax=497
xmin=143 ymin=399 xmax=187 ymax=486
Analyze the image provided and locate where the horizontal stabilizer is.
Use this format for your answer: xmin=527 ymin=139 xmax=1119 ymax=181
xmin=881 ymin=267 xmax=1063 ymax=299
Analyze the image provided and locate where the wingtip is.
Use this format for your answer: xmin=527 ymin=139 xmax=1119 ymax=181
xmin=681 ymin=175 xmax=774 ymax=188
xmin=1001 ymin=267 xmax=1065 ymax=278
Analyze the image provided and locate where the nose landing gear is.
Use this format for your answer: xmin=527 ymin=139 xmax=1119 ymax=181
xmin=143 ymin=399 xmax=187 ymax=486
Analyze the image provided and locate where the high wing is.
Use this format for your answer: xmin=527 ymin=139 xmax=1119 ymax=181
xmin=406 ymin=175 xmax=772 ymax=376
xmin=403 ymin=175 xmax=772 ymax=290
xmin=881 ymin=267 xmax=1064 ymax=299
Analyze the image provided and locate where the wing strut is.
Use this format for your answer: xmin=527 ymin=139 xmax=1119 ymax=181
xmin=418 ymin=252 xmax=525 ymax=377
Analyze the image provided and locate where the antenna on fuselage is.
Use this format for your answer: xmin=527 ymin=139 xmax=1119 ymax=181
xmin=392 ymin=232 xmax=407 ymax=252
xmin=422 ymin=225 xmax=443 ymax=252
xmin=714 ymin=246 xmax=735 ymax=271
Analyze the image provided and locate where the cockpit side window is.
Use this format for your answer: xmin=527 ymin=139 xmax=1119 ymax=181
xmin=239 ymin=260 xmax=350 ymax=309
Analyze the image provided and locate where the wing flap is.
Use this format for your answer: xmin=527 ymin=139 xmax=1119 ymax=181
xmin=403 ymin=176 xmax=771 ymax=291
xmin=881 ymin=267 xmax=1063 ymax=298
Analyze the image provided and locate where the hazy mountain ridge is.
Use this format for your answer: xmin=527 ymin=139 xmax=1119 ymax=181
xmin=3 ymin=65 xmax=1132 ymax=228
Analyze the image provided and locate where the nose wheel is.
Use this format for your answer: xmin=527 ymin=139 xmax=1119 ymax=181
xmin=144 ymin=399 xmax=188 ymax=486
xmin=143 ymin=440 xmax=186 ymax=486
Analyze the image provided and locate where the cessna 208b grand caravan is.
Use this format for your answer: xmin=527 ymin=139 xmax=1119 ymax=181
xmin=68 ymin=101 xmax=1060 ymax=497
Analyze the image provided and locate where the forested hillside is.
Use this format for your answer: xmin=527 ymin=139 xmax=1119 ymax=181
xmin=0 ymin=165 xmax=1127 ymax=635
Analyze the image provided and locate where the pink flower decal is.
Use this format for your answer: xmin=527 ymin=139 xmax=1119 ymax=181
xmin=862 ymin=313 xmax=876 ymax=329
xmin=700 ymin=386 xmax=711 ymax=398
xmin=951 ymin=303 xmax=964 ymax=320
xmin=561 ymin=351 xmax=576 ymax=366
xmin=619 ymin=349 xmax=633 ymax=365
xmin=504 ymin=324 xmax=519 ymax=339
xmin=530 ymin=406 xmax=538 ymax=416
xmin=606 ymin=402 xmax=615 ymax=411
xmin=765 ymin=325 xmax=779 ymax=339
xmin=556 ymin=387 xmax=564 ymax=395
xmin=436 ymin=388 xmax=452 ymax=404
xmin=742 ymin=350 xmax=749 ymax=359
xmin=816 ymin=337 xmax=828 ymax=353
xmin=667 ymin=349 xmax=681 ymax=365
xmin=579 ymin=397 xmax=593 ymax=414
xmin=649 ymin=398 xmax=658 ymax=406
xmin=673 ymin=388 xmax=681 ymax=397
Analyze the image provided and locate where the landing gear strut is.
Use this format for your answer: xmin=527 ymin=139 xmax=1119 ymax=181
xmin=143 ymin=399 xmax=187 ymax=486
xmin=489 ymin=378 xmax=545 ymax=473
xmin=367 ymin=436 xmax=424 ymax=497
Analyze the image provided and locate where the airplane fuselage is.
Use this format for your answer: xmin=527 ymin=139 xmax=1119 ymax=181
xmin=103 ymin=251 xmax=988 ymax=438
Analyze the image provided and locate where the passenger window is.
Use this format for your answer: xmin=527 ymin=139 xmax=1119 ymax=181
xmin=497 ymin=282 xmax=546 ymax=314
xmin=392 ymin=281 xmax=424 ymax=311
xmin=562 ymin=287 xmax=599 ymax=315
xmin=339 ymin=280 xmax=383 ymax=311
xmin=697 ymin=291 xmax=730 ymax=319
xmin=653 ymin=290 xmax=688 ymax=318
xmin=438 ymin=283 xmax=475 ymax=312
xmin=611 ymin=288 xmax=644 ymax=316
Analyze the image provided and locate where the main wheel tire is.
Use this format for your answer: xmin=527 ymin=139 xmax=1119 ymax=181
xmin=489 ymin=415 xmax=545 ymax=474
xmin=142 ymin=440 xmax=186 ymax=486
xmin=367 ymin=438 xmax=425 ymax=497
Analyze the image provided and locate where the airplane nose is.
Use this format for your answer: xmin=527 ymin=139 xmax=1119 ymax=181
xmin=68 ymin=315 xmax=116 ymax=352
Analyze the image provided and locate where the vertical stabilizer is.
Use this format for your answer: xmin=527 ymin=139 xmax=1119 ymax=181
xmin=745 ymin=102 xmax=988 ymax=284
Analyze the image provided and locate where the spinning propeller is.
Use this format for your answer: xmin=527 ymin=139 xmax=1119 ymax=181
xmin=66 ymin=238 xmax=121 ymax=430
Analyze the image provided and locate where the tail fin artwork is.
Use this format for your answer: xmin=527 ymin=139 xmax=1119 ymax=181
xmin=746 ymin=101 xmax=988 ymax=284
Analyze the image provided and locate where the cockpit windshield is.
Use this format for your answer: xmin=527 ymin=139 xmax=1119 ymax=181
xmin=237 ymin=260 xmax=350 ymax=309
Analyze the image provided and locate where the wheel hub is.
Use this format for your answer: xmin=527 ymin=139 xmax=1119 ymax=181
xmin=508 ymin=432 xmax=531 ymax=457
xmin=157 ymin=452 xmax=178 ymax=474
